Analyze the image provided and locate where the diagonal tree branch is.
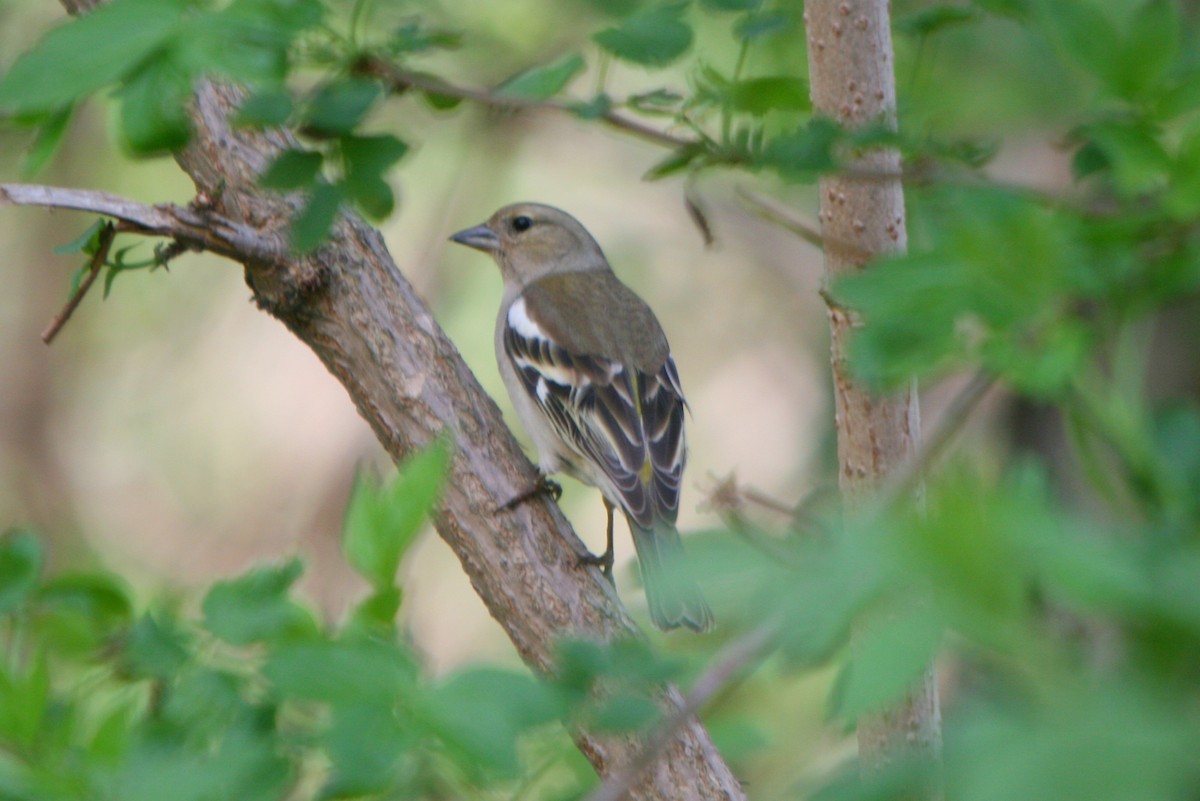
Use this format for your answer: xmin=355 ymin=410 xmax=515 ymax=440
xmin=184 ymin=82 xmax=743 ymax=801
xmin=36 ymin=3 xmax=744 ymax=798
xmin=585 ymin=621 xmax=779 ymax=801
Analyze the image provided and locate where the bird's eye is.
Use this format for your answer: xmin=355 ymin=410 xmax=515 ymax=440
xmin=512 ymin=215 xmax=533 ymax=232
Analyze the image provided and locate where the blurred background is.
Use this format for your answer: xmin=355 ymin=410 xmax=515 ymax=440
xmin=5 ymin=0 xmax=1186 ymax=794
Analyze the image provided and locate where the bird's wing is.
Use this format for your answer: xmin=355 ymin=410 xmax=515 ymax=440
xmin=503 ymin=296 xmax=686 ymax=528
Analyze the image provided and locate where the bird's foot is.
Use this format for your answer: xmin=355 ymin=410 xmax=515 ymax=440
xmin=578 ymin=497 xmax=616 ymax=584
xmin=498 ymin=474 xmax=563 ymax=512
xmin=578 ymin=547 xmax=615 ymax=583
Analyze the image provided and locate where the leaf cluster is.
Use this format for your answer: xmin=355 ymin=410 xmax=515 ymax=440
xmin=0 ymin=442 xmax=692 ymax=801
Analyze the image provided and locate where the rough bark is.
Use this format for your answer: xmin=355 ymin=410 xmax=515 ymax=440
xmin=803 ymin=0 xmax=942 ymax=773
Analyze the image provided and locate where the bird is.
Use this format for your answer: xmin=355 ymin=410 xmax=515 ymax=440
xmin=449 ymin=202 xmax=713 ymax=633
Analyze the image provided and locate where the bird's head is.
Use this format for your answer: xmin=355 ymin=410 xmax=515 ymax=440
xmin=449 ymin=203 xmax=607 ymax=285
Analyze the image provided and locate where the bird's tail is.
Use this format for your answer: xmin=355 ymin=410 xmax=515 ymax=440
xmin=630 ymin=520 xmax=714 ymax=633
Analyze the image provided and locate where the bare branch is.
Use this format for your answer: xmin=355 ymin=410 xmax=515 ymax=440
xmin=0 ymin=183 xmax=288 ymax=268
xmin=40 ymin=221 xmax=115 ymax=344
xmin=736 ymin=187 xmax=825 ymax=250
xmin=879 ymin=371 xmax=996 ymax=509
xmin=357 ymin=57 xmax=694 ymax=149
xmin=584 ymin=622 xmax=779 ymax=801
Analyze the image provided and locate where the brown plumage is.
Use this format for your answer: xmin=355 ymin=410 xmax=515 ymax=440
xmin=450 ymin=203 xmax=713 ymax=632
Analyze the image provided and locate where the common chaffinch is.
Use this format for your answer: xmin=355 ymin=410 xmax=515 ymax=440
xmin=450 ymin=203 xmax=713 ymax=632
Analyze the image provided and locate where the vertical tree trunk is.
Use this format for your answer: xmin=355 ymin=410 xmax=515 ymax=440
xmin=803 ymin=0 xmax=942 ymax=774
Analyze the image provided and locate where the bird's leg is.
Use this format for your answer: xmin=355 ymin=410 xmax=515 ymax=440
xmin=498 ymin=472 xmax=563 ymax=512
xmin=578 ymin=497 xmax=615 ymax=583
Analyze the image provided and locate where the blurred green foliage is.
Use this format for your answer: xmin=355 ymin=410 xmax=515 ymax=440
xmin=0 ymin=444 xmax=642 ymax=800
xmin=3 ymin=0 xmax=1200 ymax=799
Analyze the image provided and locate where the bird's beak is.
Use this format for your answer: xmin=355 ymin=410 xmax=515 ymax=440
xmin=449 ymin=223 xmax=500 ymax=252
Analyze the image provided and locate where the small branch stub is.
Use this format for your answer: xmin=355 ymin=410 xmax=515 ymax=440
xmin=41 ymin=220 xmax=116 ymax=344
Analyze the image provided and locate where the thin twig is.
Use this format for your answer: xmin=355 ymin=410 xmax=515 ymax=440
xmin=358 ymin=57 xmax=694 ymax=149
xmin=736 ymin=187 xmax=825 ymax=249
xmin=41 ymin=221 xmax=116 ymax=344
xmin=880 ymin=369 xmax=997 ymax=508
xmin=583 ymin=621 xmax=779 ymax=801
xmin=702 ymin=471 xmax=797 ymax=520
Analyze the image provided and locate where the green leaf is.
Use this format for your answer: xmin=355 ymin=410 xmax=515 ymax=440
xmin=89 ymin=703 xmax=135 ymax=764
xmin=572 ymin=93 xmax=613 ymax=120
xmin=385 ymin=20 xmax=462 ymax=55
xmin=580 ymin=0 xmax=645 ymax=15
xmin=973 ymin=0 xmax=1031 ymax=19
xmin=760 ymin=118 xmax=841 ymax=180
xmin=179 ymin=7 xmax=292 ymax=87
xmin=727 ymin=76 xmax=809 ymax=116
xmin=103 ymin=244 xmax=158 ymax=299
xmin=340 ymin=134 xmax=408 ymax=218
xmin=120 ymin=613 xmax=190 ymax=679
xmin=55 ymin=220 xmax=105 ymax=256
xmin=1167 ymin=121 xmax=1200 ymax=218
xmin=589 ymin=691 xmax=658 ymax=732
xmin=118 ymin=58 xmax=193 ymax=155
xmin=290 ymin=181 xmax=343 ymax=253
xmin=627 ymin=88 xmax=683 ymax=114
xmin=340 ymin=176 xmax=394 ymax=220
xmin=259 ymin=149 xmax=324 ymax=190
xmin=0 ymin=530 xmax=42 ymax=614
xmin=346 ymin=587 xmax=403 ymax=635
xmin=320 ymin=703 xmax=410 ymax=798
xmin=36 ymin=572 xmax=135 ymax=656
xmin=421 ymin=90 xmax=463 ymax=111
xmin=20 ymin=104 xmax=74 ymax=179
xmin=834 ymin=187 xmax=1086 ymax=393
xmin=226 ymin=0 xmax=325 ymax=34
xmin=1154 ymin=66 xmax=1200 ymax=119
xmin=118 ymin=711 xmax=291 ymax=801
xmin=201 ymin=559 xmax=316 ymax=645
xmin=235 ymin=90 xmax=294 ymax=127
xmin=829 ymin=605 xmax=941 ymax=721
xmin=951 ymin=688 xmax=1194 ymax=801
xmin=1116 ymin=0 xmax=1179 ymax=100
xmin=1035 ymin=0 xmax=1120 ymax=90
xmin=303 ymin=79 xmax=382 ymax=137
xmin=555 ymin=639 xmax=612 ymax=692
xmin=0 ymin=0 xmax=185 ymax=113
xmin=894 ymin=5 xmax=980 ymax=37
xmin=643 ymin=144 xmax=703 ymax=180
xmin=1152 ymin=403 xmax=1200 ymax=518
xmin=265 ymin=638 xmax=417 ymax=703
xmin=733 ymin=9 xmax=793 ymax=41
xmin=496 ymin=53 xmax=586 ymax=101
xmin=594 ymin=3 xmax=693 ymax=67
xmin=0 ymin=653 xmax=50 ymax=748
xmin=1082 ymin=120 xmax=1171 ymax=196
xmin=700 ymin=0 xmax=761 ymax=11
xmin=343 ymin=439 xmax=449 ymax=591
xmin=159 ymin=666 xmax=246 ymax=736
xmin=422 ymin=668 xmax=563 ymax=776
xmin=341 ymin=135 xmax=410 ymax=177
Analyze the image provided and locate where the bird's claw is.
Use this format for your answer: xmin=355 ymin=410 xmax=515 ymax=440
xmin=578 ymin=548 xmax=615 ymax=583
xmin=498 ymin=475 xmax=563 ymax=512
xmin=579 ymin=497 xmax=616 ymax=584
